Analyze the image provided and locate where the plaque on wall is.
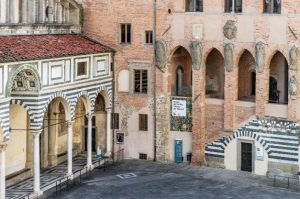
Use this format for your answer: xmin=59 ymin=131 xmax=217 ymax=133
xmin=256 ymin=147 xmax=264 ymax=161
xmin=172 ymin=100 xmax=187 ymax=117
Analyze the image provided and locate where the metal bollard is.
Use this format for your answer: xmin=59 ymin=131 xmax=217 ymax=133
xmin=274 ymin=176 xmax=276 ymax=187
xmin=288 ymin=177 xmax=290 ymax=189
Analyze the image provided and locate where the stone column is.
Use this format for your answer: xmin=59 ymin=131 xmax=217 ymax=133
xmin=87 ymin=114 xmax=92 ymax=167
xmin=48 ymin=108 xmax=58 ymax=166
xmin=33 ymin=131 xmax=42 ymax=195
xmin=224 ymin=43 xmax=237 ymax=131
xmin=232 ymin=0 xmax=235 ymax=13
xmin=57 ymin=1 xmax=62 ymax=24
xmin=22 ymin=0 xmax=28 ymax=23
xmin=106 ymin=109 xmax=112 ymax=156
xmin=0 ymin=0 xmax=7 ymax=23
xmin=67 ymin=121 xmax=73 ymax=176
xmin=48 ymin=0 xmax=54 ymax=23
xmin=0 ymin=144 xmax=7 ymax=199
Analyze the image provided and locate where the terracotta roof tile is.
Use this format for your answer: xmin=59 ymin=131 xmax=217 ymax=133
xmin=0 ymin=34 xmax=114 ymax=63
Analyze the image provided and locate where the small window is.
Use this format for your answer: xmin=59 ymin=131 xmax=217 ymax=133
xmin=77 ymin=62 xmax=87 ymax=76
xmin=139 ymin=114 xmax=148 ymax=131
xmin=186 ymin=0 xmax=203 ymax=12
xmin=145 ymin=31 xmax=153 ymax=44
xmin=139 ymin=153 xmax=147 ymax=160
xmin=111 ymin=113 xmax=119 ymax=129
xmin=120 ymin=23 xmax=131 ymax=44
xmin=264 ymin=0 xmax=281 ymax=14
xmin=134 ymin=70 xmax=148 ymax=94
xmin=225 ymin=0 xmax=242 ymax=13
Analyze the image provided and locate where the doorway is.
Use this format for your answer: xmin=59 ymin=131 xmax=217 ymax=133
xmin=241 ymin=142 xmax=253 ymax=172
xmin=84 ymin=127 xmax=96 ymax=152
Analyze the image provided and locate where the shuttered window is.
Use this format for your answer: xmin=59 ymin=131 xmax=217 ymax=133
xmin=134 ymin=70 xmax=148 ymax=94
xmin=111 ymin=113 xmax=119 ymax=129
xmin=139 ymin=114 xmax=148 ymax=131
xmin=120 ymin=24 xmax=131 ymax=43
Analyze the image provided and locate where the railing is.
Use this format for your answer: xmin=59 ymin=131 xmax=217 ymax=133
xmin=273 ymin=174 xmax=299 ymax=189
xmin=22 ymin=152 xmax=124 ymax=199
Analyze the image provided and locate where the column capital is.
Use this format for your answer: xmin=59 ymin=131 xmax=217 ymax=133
xmin=32 ymin=130 xmax=42 ymax=137
xmin=86 ymin=113 xmax=94 ymax=120
xmin=67 ymin=121 xmax=73 ymax=127
xmin=0 ymin=143 xmax=7 ymax=152
xmin=106 ymin=108 xmax=112 ymax=112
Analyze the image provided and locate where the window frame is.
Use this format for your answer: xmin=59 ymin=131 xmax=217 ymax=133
xmin=145 ymin=30 xmax=153 ymax=45
xmin=129 ymin=62 xmax=150 ymax=96
xmin=224 ymin=0 xmax=243 ymax=13
xmin=139 ymin=114 xmax=148 ymax=131
xmin=185 ymin=0 xmax=203 ymax=12
xmin=120 ymin=23 xmax=132 ymax=44
xmin=263 ymin=0 xmax=281 ymax=14
xmin=111 ymin=113 xmax=120 ymax=130
xmin=75 ymin=58 xmax=90 ymax=80
xmin=134 ymin=69 xmax=148 ymax=95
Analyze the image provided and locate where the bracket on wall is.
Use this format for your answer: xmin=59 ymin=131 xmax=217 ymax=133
xmin=193 ymin=93 xmax=201 ymax=103
xmin=288 ymin=26 xmax=298 ymax=40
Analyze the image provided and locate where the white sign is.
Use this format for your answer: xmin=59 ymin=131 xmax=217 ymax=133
xmin=172 ymin=100 xmax=186 ymax=117
xmin=256 ymin=147 xmax=264 ymax=161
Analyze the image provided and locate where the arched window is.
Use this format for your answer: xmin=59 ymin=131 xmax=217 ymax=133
xmin=176 ymin=66 xmax=184 ymax=96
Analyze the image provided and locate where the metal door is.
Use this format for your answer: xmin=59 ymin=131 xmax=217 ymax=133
xmin=175 ymin=139 xmax=183 ymax=163
xmin=241 ymin=142 xmax=253 ymax=172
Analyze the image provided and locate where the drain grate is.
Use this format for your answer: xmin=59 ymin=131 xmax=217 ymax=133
xmin=117 ymin=173 xmax=137 ymax=179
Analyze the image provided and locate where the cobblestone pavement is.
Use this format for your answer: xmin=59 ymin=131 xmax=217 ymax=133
xmin=6 ymin=156 xmax=98 ymax=199
xmin=42 ymin=160 xmax=300 ymax=199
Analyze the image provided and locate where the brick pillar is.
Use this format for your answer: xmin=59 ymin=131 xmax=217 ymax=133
xmin=288 ymin=70 xmax=297 ymax=120
xmin=224 ymin=69 xmax=237 ymax=131
xmin=255 ymin=42 xmax=267 ymax=116
xmin=192 ymin=67 xmax=206 ymax=165
xmin=224 ymin=43 xmax=237 ymax=131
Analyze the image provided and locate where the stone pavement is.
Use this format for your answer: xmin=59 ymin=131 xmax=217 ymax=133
xmin=6 ymin=156 xmax=99 ymax=199
xmin=42 ymin=160 xmax=300 ymax=199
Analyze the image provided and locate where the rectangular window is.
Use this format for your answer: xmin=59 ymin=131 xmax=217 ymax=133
xmin=225 ymin=0 xmax=242 ymax=13
xmin=185 ymin=0 xmax=203 ymax=12
xmin=111 ymin=113 xmax=119 ymax=129
xmin=134 ymin=70 xmax=148 ymax=94
xmin=139 ymin=114 xmax=148 ymax=131
xmin=120 ymin=23 xmax=131 ymax=44
xmin=77 ymin=62 xmax=87 ymax=76
xmin=139 ymin=153 xmax=147 ymax=160
xmin=145 ymin=31 xmax=153 ymax=44
xmin=264 ymin=0 xmax=281 ymax=14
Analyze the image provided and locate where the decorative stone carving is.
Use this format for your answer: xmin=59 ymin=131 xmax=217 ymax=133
xmin=255 ymin=42 xmax=265 ymax=73
xmin=11 ymin=69 xmax=38 ymax=92
xmin=155 ymin=40 xmax=167 ymax=69
xmin=289 ymin=75 xmax=297 ymax=100
xmin=289 ymin=46 xmax=299 ymax=71
xmin=223 ymin=20 xmax=237 ymax=40
xmin=189 ymin=41 xmax=202 ymax=70
xmin=224 ymin=43 xmax=234 ymax=72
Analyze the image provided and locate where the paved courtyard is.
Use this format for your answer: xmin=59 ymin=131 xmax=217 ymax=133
xmin=42 ymin=160 xmax=300 ymax=199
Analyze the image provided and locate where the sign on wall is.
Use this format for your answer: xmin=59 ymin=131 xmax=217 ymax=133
xmin=170 ymin=97 xmax=192 ymax=132
xmin=172 ymin=100 xmax=187 ymax=117
xmin=256 ymin=147 xmax=264 ymax=161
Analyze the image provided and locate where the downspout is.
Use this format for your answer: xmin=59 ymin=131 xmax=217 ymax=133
xmin=111 ymin=51 xmax=115 ymax=158
xmin=153 ymin=0 xmax=157 ymax=162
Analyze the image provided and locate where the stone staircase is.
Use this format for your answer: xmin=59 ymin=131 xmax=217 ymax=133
xmin=205 ymin=116 xmax=300 ymax=164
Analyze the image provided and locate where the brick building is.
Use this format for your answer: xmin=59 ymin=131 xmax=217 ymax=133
xmin=84 ymin=0 xmax=300 ymax=177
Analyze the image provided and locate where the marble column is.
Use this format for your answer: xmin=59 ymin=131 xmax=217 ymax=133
xmin=48 ymin=0 xmax=54 ymax=23
xmin=33 ymin=131 xmax=42 ymax=195
xmin=0 ymin=144 xmax=7 ymax=199
xmin=67 ymin=121 xmax=73 ymax=176
xmin=0 ymin=0 xmax=7 ymax=23
xmin=106 ymin=109 xmax=112 ymax=156
xmin=87 ymin=114 xmax=92 ymax=168
xmin=22 ymin=0 xmax=28 ymax=23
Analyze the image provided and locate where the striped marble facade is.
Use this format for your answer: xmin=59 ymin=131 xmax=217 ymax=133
xmin=205 ymin=118 xmax=300 ymax=164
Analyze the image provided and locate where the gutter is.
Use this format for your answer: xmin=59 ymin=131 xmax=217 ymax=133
xmin=153 ymin=0 xmax=157 ymax=162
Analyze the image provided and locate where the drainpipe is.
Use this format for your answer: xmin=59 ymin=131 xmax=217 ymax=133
xmin=153 ymin=0 xmax=157 ymax=162
xmin=111 ymin=52 xmax=115 ymax=158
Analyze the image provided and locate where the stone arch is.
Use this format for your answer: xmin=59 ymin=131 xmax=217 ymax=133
xmin=203 ymin=46 xmax=224 ymax=63
xmin=225 ymin=130 xmax=271 ymax=154
xmin=267 ymin=49 xmax=289 ymax=67
xmin=6 ymin=64 xmax=41 ymax=97
xmin=92 ymin=86 xmax=112 ymax=111
xmin=71 ymin=91 xmax=92 ymax=119
xmin=41 ymin=92 xmax=71 ymax=123
xmin=10 ymin=99 xmax=35 ymax=120
xmin=236 ymin=48 xmax=256 ymax=67
xmin=168 ymin=44 xmax=191 ymax=60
